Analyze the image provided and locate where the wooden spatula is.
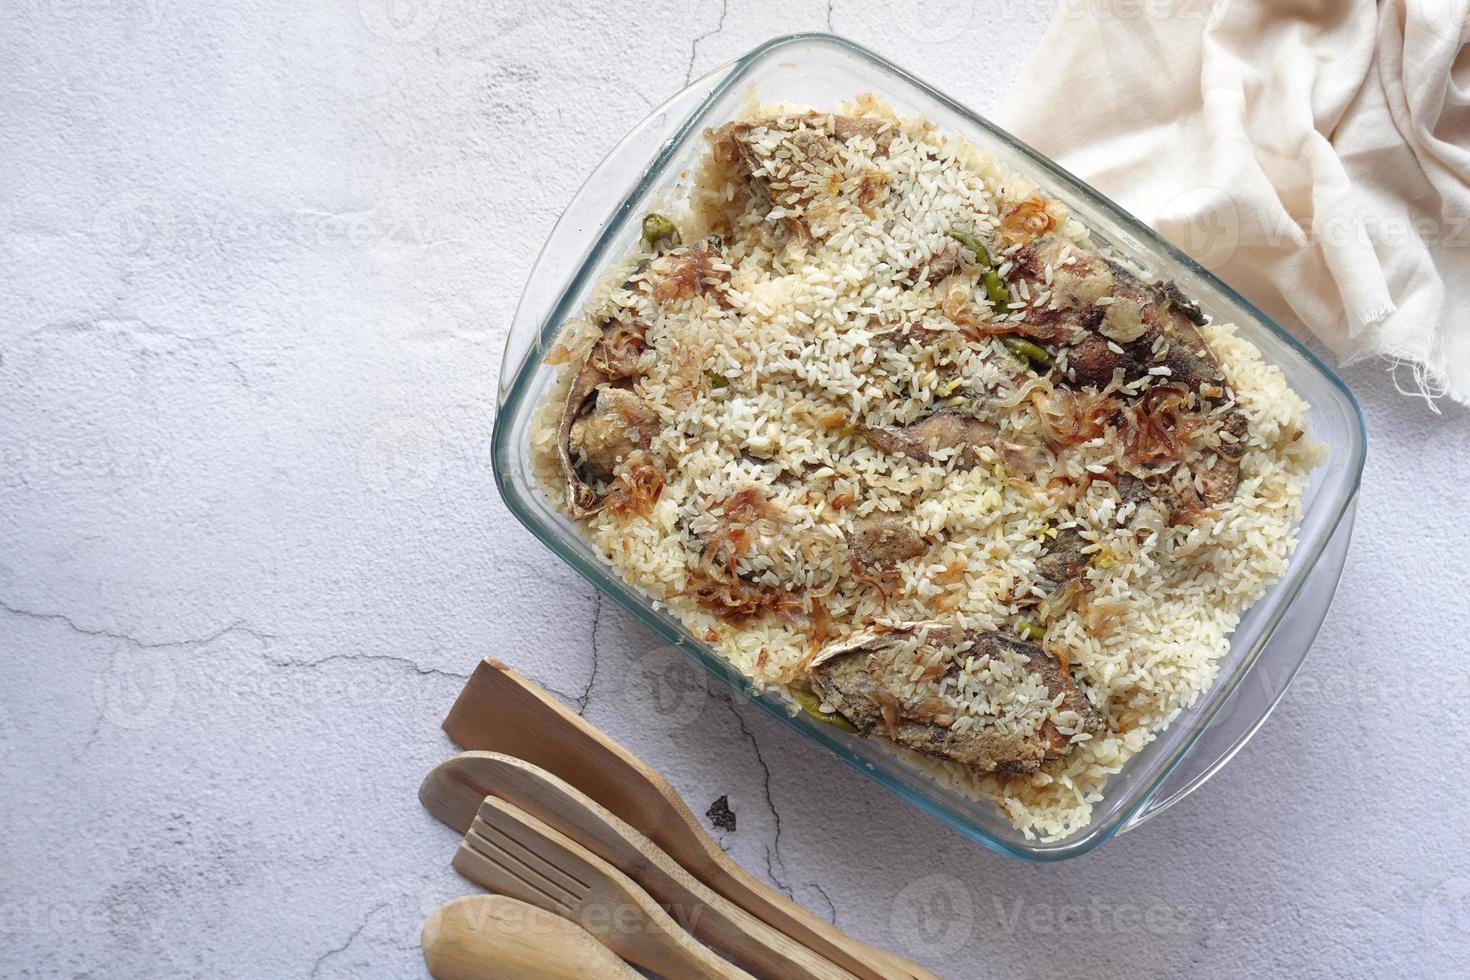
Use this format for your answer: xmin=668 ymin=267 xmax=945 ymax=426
xmin=455 ymin=796 xmax=753 ymax=979
xmin=421 ymin=751 xmax=855 ymax=979
xmin=442 ymin=657 xmax=938 ymax=980
xmin=422 ymin=895 xmax=638 ymax=979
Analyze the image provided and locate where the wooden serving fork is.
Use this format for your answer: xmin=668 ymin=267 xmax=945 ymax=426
xmin=454 ymin=796 xmax=752 ymax=979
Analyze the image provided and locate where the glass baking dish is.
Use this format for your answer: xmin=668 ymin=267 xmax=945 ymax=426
xmin=491 ymin=34 xmax=1366 ymax=860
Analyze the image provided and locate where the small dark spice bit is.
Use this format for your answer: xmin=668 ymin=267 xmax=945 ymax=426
xmin=706 ymin=794 xmax=736 ymax=832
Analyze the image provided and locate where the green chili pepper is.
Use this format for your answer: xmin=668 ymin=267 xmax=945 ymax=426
xmin=704 ymin=368 xmax=730 ymax=389
xmin=946 ymin=229 xmax=1013 ymax=315
xmin=791 ymin=686 xmax=861 ymax=734
xmin=641 ymin=212 xmax=681 ymax=249
xmin=1000 ymin=334 xmax=1052 ymax=369
xmin=1017 ymin=619 xmax=1046 ymax=642
xmin=984 ymin=270 xmax=1012 ymax=314
xmin=946 ymin=228 xmax=993 ymax=268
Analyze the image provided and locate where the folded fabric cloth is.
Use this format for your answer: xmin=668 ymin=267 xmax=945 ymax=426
xmin=998 ymin=0 xmax=1470 ymax=406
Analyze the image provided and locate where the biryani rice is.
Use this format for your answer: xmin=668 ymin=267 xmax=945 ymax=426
xmin=530 ymin=97 xmax=1324 ymax=841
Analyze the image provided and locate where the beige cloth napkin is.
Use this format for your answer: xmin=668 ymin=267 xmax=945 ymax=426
xmin=997 ymin=0 xmax=1470 ymax=406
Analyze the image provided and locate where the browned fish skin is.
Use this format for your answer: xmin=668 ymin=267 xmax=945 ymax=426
xmin=903 ymin=236 xmax=969 ymax=286
xmin=971 ymin=633 xmax=1100 ymax=761
xmin=1218 ymin=411 xmax=1249 ymax=459
xmin=1156 ymin=279 xmax=1209 ymax=326
xmin=1189 ymin=410 xmax=1251 ymax=508
xmin=847 ymin=515 xmax=926 ymax=569
xmin=708 ymin=113 xmax=894 ymax=201
xmin=1003 ymin=233 xmax=1235 ymax=399
xmin=995 ymin=233 xmax=1251 ymax=520
xmin=1067 ymin=332 xmax=1142 ymax=389
xmin=806 ymin=624 xmax=1103 ymax=774
xmin=814 ymin=652 xmax=1048 ymax=773
xmin=830 ymin=114 xmax=896 ymax=153
xmin=556 ymin=317 xmax=654 ymax=517
xmin=863 ymin=411 xmax=1000 ymax=468
xmin=1008 ymin=235 xmax=1115 ymax=317
xmin=1036 ymin=526 xmax=1089 ymax=585
xmin=1115 ymin=472 xmax=1154 ymax=509
xmin=1195 ymin=454 xmax=1240 ymax=506
xmin=568 ymin=387 xmax=658 ymax=483
xmin=1158 ymin=321 xmax=1228 ymax=393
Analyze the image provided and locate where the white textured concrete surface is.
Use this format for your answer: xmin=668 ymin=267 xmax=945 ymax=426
xmin=3 ymin=2 xmax=1468 ymax=978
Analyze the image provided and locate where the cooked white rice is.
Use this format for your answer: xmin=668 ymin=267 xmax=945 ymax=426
xmin=529 ymin=96 xmax=1324 ymax=840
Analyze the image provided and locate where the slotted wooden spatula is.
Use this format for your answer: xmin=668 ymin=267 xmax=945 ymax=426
xmin=442 ymin=657 xmax=938 ymax=980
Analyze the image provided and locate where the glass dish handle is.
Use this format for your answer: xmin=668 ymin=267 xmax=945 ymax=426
xmin=1120 ymin=498 xmax=1356 ymax=832
xmin=500 ymin=63 xmax=737 ymax=399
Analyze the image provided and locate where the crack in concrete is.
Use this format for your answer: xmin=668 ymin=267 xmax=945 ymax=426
xmin=81 ymin=703 xmax=109 ymax=755
xmin=575 ymin=591 xmax=603 ymax=715
xmin=0 ymin=599 xmax=472 ymax=679
xmin=541 ymin=681 xmax=578 ymax=703
xmin=540 ymin=680 xmax=581 ymax=706
xmin=309 ymin=901 xmax=391 ymax=979
xmin=810 ymin=879 xmax=838 ymax=924
xmin=266 ymin=652 xmax=471 ymax=680
xmin=826 ymin=0 xmax=835 ymax=31
xmin=624 ymin=83 xmax=656 ymax=111
xmin=0 ymin=601 xmax=275 ymax=650
xmin=720 ymin=690 xmax=837 ymax=919
xmin=684 ymin=0 xmax=730 ymax=84
xmin=719 ymin=691 xmax=794 ymax=900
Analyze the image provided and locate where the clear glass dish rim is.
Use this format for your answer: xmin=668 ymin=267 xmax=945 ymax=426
xmin=491 ymin=32 xmax=1368 ymax=860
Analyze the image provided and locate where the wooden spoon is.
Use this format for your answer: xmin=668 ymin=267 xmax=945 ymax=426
xmin=421 ymin=751 xmax=855 ymax=979
xmin=442 ymin=657 xmax=938 ymax=980
xmin=422 ymin=894 xmax=638 ymax=979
